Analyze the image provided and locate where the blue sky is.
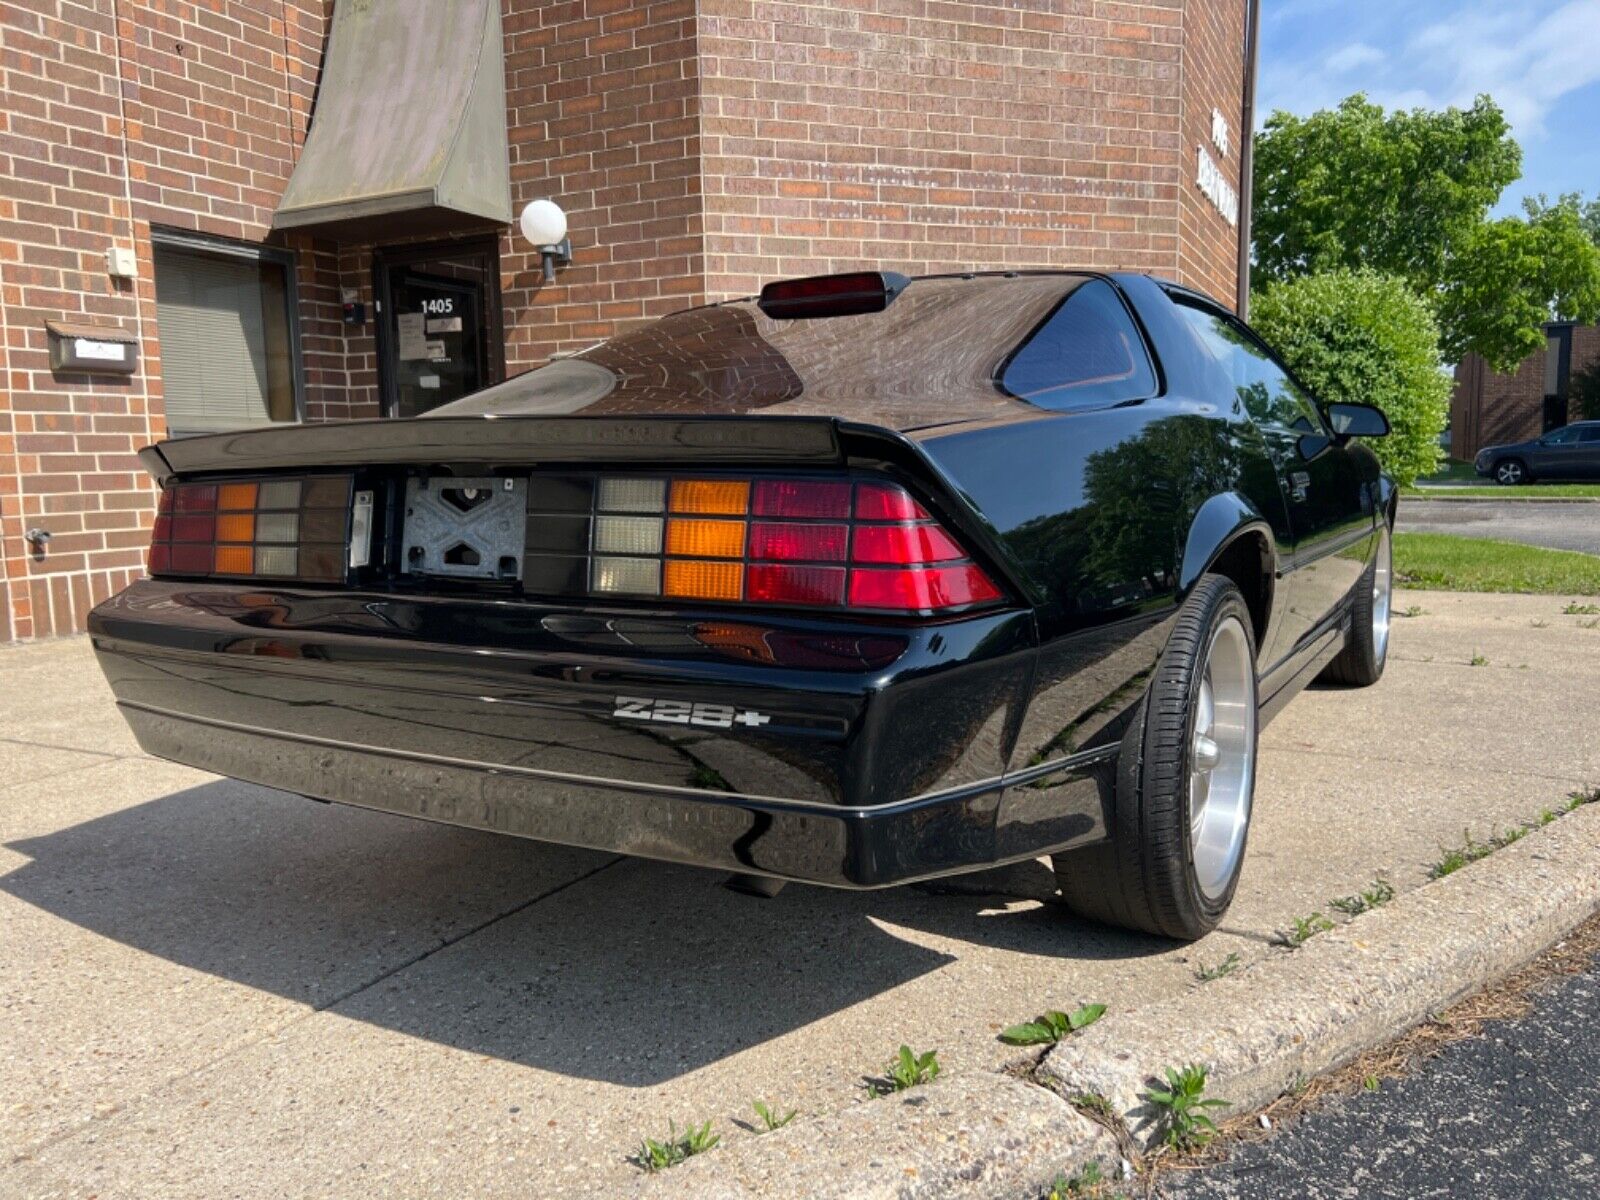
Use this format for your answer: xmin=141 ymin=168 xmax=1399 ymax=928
xmin=1257 ymin=0 xmax=1600 ymax=214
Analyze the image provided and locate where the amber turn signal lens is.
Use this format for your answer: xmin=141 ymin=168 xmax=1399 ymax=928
xmin=214 ymin=544 xmax=254 ymax=574
xmin=670 ymin=479 xmax=749 ymax=515
xmin=217 ymin=482 xmax=258 ymax=511
xmin=216 ymin=513 xmax=255 ymax=543
xmin=667 ymin=518 xmax=745 ymax=558
xmin=664 ymin=559 xmax=743 ymax=601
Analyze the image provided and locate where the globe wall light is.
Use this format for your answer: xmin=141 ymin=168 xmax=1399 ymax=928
xmin=520 ymin=199 xmax=572 ymax=284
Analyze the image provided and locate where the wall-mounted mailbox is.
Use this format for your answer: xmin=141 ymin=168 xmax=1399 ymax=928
xmin=46 ymin=320 xmax=139 ymax=375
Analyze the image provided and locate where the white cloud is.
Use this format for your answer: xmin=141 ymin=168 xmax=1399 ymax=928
xmin=1410 ymin=0 xmax=1600 ymax=137
xmin=1324 ymin=42 xmax=1385 ymax=74
xmin=1259 ymin=0 xmax=1600 ymax=140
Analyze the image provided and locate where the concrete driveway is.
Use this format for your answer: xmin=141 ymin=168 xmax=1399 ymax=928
xmin=1399 ymin=498 xmax=1600 ymax=554
xmin=4 ymin=591 xmax=1598 ymax=1199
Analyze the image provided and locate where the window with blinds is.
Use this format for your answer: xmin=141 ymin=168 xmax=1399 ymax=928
xmin=153 ymin=243 xmax=299 ymax=436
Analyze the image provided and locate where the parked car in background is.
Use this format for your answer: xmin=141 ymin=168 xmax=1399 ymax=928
xmin=90 ymin=270 xmax=1395 ymax=941
xmin=1475 ymin=421 xmax=1600 ymax=484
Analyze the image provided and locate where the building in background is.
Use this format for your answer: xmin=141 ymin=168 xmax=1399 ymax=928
xmin=1451 ymin=322 xmax=1600 ymax=462
xmin=0 ymin=0 xmax=1258 ymax=641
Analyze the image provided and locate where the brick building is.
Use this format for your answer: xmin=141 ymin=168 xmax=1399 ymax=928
xmin=0 ymin=0 xmax=1258 ymax=642
xmin=1451 ymin=322 xmax=1600 ymax=461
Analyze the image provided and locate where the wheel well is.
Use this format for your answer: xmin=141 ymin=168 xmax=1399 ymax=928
xmin=1205 ymin=533 xmax=1272 ymax=650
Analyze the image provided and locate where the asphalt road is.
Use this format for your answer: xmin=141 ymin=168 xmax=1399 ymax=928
xmin=5 ymin=591 xmax=1600 ymax=1198
xmin=1399 ymin=498 xmax=1600 ymax=555
xmin=1163 ymin=952 xmax=1600 ymax=1200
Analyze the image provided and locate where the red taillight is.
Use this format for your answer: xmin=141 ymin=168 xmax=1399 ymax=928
xmin=146 ymin=475 xmax=355 ymax=583
xmin=524 ymin=472 xmax=1005 ymax=615
xmin=850 ymin=523 xmax=963 ymax=565
xmin=848 ymin=564 xmax=1002 ymax=611
xmin=749 ymin=522 xmax=848 ymax=562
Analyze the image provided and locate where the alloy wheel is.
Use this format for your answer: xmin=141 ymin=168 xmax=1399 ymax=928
xmin=1372 ymin=526 xmax=1393 ymax=664
xmin=1495 ymin=460 xmax=1524 ymax=485
xmin=1188 ymin=614 xmax=1256 ymax=900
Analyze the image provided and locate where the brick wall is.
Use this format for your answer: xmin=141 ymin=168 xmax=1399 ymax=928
xmin=695 ymin=0 xmax=1244 ymax=303
xmin=500 ymin=0 xmax=705 ymax=369
xmin=1176 ymin=0 xmax=1245 ymax=303
xmin=1 ymin=0 xmax=1248 ymax=642
xmin=1452 ymin=324 xmax=1600 ymax=461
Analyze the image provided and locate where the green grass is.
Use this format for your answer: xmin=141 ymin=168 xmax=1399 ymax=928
xmin=1419 ymin=460 xmax=1479 ymax=483
xmin=1393 ymin=533 xmax=1600 ymax=595
xmin=1402 ymin=483 xmax=1600 ymax=499
xmin=1407 ymin=459 xmax=1600 ymax=497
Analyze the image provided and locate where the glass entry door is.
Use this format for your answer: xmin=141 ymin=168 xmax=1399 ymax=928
xmin=374 ymin=239 xmax=503 ymax=418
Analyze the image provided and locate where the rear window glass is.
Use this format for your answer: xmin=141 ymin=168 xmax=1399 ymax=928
xmin=999 ymin=280 xmax=1157 ymax=411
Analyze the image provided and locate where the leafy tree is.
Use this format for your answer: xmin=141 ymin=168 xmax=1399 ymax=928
xmin=1252 ymin=95 xmax=1600 ymax=371
xmin=1251 ymin=270 xmax=1451 ymax=485
xmin=1523 ymin=192 xmax=1600 ymax=247
xmin=1437 ymin=202 xmax=1600 ymax=368
xmin=1252 ymin=94 xmax=1519 ymax=294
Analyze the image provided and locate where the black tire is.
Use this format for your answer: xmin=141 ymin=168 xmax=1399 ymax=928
xmin=1321 ymin=524 xmax=1392 ymax=687
xmin=1053 ymin=575 xmax=1258 ymax=941
xmin=1494 ymin=458 xmax=1530 ymax=486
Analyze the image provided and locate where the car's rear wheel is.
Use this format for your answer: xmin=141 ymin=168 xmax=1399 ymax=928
xmin=1321 ymin=524 xmax=1392 ymax=686
xmin=1494 ymin=458 xmax=1529 ymax=485
xmin=1053 ymin=575 xmax=1257 ymax=941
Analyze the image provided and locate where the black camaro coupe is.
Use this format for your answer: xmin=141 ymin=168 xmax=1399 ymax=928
xmin=91 ymin=270 xmax=1395 ymax=940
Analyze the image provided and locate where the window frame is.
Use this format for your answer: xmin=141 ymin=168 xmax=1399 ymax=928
xmin=994 ymin=276 xmax=1163 ymax=412
xmin=150 ymin=226 xmax=307 ymax=430
xmin=1166 ymin=289 xmax=1335 ymax=440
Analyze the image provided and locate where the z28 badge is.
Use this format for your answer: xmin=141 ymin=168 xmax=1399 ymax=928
xmin=613 ymin=696 xmax=772 ymax=729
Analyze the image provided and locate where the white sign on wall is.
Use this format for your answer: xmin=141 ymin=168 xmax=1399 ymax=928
xmin=1197 ymin=108 xmax=1238 ymax=226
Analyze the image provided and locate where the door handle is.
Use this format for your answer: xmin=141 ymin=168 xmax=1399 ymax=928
xmin=1287 ymin=471 xmax=1311 ymax=501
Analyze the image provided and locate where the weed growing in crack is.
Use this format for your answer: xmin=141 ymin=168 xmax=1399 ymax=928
xmin=868 ymin=1045 xmax=940 ymax=1096
xmin=1145 ymin=1064 xmax=1229 ymax=1151
xmin=1001 ymin=1004 xmax=1106 ymax=1046
xmin=750 ymin=1099 xmax=796 ymax=1133
xmin=1045 ymin=1160 xmax=1129 ymax=1198
xmin=1278 ymin=912 xmax=1334 ymax=947
xmin=633 ymin=1120 xmax=719 ymax=1172
xmin=1329 ymin=878 xmax=1395 ymax=916
xmin=1563 ymin=602 xmax=1600 ymax=615
xmin=1194 ymin=952 xmax=1242 ymax=983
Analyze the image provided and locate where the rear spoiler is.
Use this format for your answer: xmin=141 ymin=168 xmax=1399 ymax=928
xmin=140 ymin=415 xmax=843 ymax=485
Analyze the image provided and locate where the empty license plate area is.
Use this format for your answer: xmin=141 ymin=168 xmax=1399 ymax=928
xmin=402 ymin=476 xmax=528 ymax=580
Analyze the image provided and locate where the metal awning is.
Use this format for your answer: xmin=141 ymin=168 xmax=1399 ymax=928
xmin=272 ymin=0 xmax=511 ymax=239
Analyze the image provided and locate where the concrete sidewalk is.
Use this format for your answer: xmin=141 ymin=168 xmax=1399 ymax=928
xmin=3 ymin=590 xmax=1597 ymax=1199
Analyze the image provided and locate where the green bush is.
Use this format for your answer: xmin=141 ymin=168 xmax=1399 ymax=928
xmin=1251 ymin=269 xmax=1450 ymax=486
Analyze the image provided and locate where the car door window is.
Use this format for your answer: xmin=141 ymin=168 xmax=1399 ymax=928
xmin=999 ymin=279 xmax=1157 ymax=411
xmin=1169 ymin=300 xmax=1328 ymax=437
xmin=1542 ymin=426 xmax=1581 ymax=445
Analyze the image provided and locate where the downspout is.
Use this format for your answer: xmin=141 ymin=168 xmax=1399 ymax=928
xmin=1236 ymin=0 xmax=1261 ymax=318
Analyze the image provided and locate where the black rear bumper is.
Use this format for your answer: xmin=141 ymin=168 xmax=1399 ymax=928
xmin=91 ymin=581 xmax=1113 ymax=887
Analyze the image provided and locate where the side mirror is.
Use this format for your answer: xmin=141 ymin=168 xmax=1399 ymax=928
xmin=1325 ymin=402 xmax=1389 ymax=439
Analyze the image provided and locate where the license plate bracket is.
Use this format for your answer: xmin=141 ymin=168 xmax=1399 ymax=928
xmin=402 ymin=476 xmax=527 ymax=580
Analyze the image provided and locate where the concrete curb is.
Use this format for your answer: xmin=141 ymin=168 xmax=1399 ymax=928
xmin=626 ymin=1073 xmax=1119 ymax=1198
xmin=1039 ymin=801 xmax=1600 ymax=1148
xmin=624 ymin=802 xmax=1600 ymax=1194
